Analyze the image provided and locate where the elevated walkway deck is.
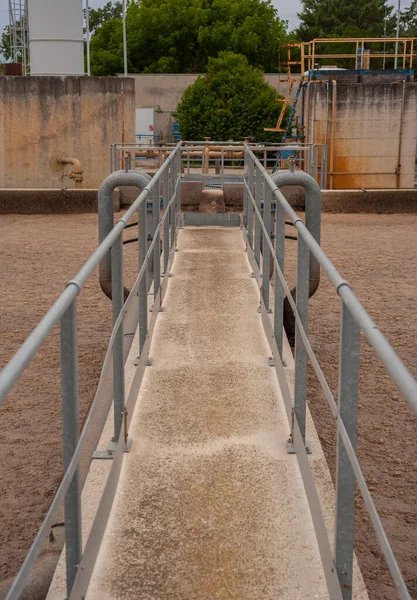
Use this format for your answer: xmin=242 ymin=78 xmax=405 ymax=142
xmin=85 ymin=227 xmax=329 ymax=599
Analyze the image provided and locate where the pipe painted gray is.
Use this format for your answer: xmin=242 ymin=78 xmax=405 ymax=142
xmin=98 ymin=169 xmax=151 ymax=301
xmin=271 ymin=170 xmax=321 ymax=343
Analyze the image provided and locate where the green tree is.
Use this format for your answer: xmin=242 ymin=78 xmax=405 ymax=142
xmin=175 ymin=52 xmax=284 ymax=142
xmin=1 ymin=26 xmax=12 ymax=61
xmin=296 ymin=0 xmax=392 ymax=40
xmin=400 ymin=0 xmax=417 ymax=37
xmin=85 ymin=1 xmax=122 ymax=35
xmin=90 ymin=0 xmax=288 ymax=75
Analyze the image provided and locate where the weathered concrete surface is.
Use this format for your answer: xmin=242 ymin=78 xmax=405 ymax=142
xmin=131 ymin=73 xmax=296 ymax=112
xmin=0 ymin=189 xmax=113 ymax=214
xmin=85 ymin=227 xmax=329 ymax=600
xmin=305 ymin=81 xmax=417 ymax=189
xmin=321 ymin=188 xmax=417 ymax=212
xmin=2 ymin=185 xmax=417 ymax=214
xmin=0 ymin=77 xmax=135 ymax=189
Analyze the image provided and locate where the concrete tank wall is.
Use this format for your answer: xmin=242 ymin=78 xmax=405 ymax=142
xmin=0 ymin=77 xmax=136 ymax=189
xmin=129 ymin=73 xmax=295 ymax=111
xmin=305 ymin=81 xmax=417 ymax=189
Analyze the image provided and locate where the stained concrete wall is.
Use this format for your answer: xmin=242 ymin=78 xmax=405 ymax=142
xmin=129 ymin=73 xmax=296 ymax=111
xmin=305 ymin=81 xmax=417 ymax=189
xmin=0 ymin=77 xmax=136 ymax=189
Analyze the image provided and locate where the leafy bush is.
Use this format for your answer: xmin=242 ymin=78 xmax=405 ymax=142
xmin=175 ymin=52 xmax=285 ymax=142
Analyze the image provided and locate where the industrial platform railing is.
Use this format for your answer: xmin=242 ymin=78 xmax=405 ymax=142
xmin=110 ymin=141 xmax=328 ymax=188
xmin=0 ymin=141 xmax=416 ymax=599
xmin=243 ymin=142 xmax=417 ymax=600
xmin=0 ymin=143 xmax=183 ymax=600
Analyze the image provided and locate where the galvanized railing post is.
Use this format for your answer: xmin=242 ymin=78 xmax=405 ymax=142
xmin=254 ymin=164 xmax=263 ymax=267
xmin=111 ymin=233 xmax=125 ymax=440
xmin=138 ymin=199 xmax=148 ymax=355
xmin=262 ymin=182 xmax=272 ymax=311
xmin=247 ymin=156 xmax=254 ymax=249
xmin=60 ymin=301 xmax=82 ymax=597
xmin=294 ymin=234 xmax=310 ymax=443
xmin=176 ymin=154 xmax=182 ymax=222
xmin=163 ymin=166 xmax=170 ymax=274
xmin=153 ymin=181 xmax=161 ymax=302
xmin=335 ymin=302 xmax=360 ymax=599
xmin=147 ymin=193 xmax=155 ymax=289
xmin=274 ymin=194 xmax=286 ymax=359
xmin=243 ymin=152 xmax=248 ymax=230
xmin=170 ymin=156 xmax=176 ymax=249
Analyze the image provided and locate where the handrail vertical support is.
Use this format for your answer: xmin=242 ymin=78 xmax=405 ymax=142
xmin=254 ymin=165 xmax=262 ymax=267
xmin=294 ymin=235 xmax=310 ymax=445
xmin=243 ymin=153 xmax=248 ymax=234
xmin=274 ymin=191 xmax=285 ymax=359
xmin=247 ymin=157 xmax=254 ymax=249
xmin=170 ymin=157 xmax=176 ymax=249
xmin=60 ymin=301 xmax=82 ymax=597
xmin=111 ymin=234 xmax=125 ymax=440
xmin=335 ymin=302 xmax=360 ymax=599
xmin=262 ymin=183 xmax=272 ymax=311
xmin=138 ymin=199 xmax=148 ymax=355
xmin=153 ymin=183 xmax=161 ymax=303
xmin=163 ymin=167 xmax=170 ymax=275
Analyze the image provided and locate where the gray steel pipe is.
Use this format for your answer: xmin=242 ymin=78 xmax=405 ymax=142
xmin=271 ymin=170 xmax=321 ymax=343
xmin=98 ymin=169 xmax=151 ymax=300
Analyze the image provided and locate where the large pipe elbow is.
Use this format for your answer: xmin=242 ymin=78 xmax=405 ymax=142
xmin=98 ymin=169 xmax=152 ymax=301
xmin=57 ymin=156 xmax=84 ymax=183
xmin=271 ymin=170 xmax=322 ymax=343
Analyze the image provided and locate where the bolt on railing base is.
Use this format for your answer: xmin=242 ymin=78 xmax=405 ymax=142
xmin=287 ymin=438 xmax=312 ymax=455
xmin=92 ymin=438 xmax=132 ymax=460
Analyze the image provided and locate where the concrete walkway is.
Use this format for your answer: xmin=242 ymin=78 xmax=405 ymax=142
xmin=86 ymin=227 xmax=329 ymax=600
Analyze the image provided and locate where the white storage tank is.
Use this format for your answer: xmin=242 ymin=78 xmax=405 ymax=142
xmin=28 ymin=0 xmax=84 ymax=75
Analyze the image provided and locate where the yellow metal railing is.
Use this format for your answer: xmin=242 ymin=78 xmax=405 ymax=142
xmin=280 ymin=37 xmax=417 ymax=79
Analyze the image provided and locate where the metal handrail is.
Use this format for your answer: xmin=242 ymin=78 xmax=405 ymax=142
xmin=243 ymin=142 xmax=417 ymax=600
xmin=111 ymin=141 xmax=328 ymax=188
xmin=0 ymin=142 xmax=183 ymax=600
xmin=2 ymin=140 xmax=415 ymax=600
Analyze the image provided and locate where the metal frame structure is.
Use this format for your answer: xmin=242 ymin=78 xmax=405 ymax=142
xmin=243 ymin=143 xmax=417 ymax=600
xmin=8 ymin=0 xmax=29 ymax=74
xmin=281 ymin=37 xmax=417 ymax=80
xmin=110 ymin=141 xmax=328 ymax=189
xmin=0 ymin=143 xmax=183 ymax=600
xmin=0 ymin=142 xmax=416 ymax=599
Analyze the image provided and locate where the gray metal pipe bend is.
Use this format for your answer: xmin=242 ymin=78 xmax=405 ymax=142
xmin=271 ymin=170 xmax=322 ymax=343
xmin=98 ymin=169 xmax=152 ymax=300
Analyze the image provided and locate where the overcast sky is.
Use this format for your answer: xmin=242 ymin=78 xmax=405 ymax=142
xmin=0 ymin=0 xmax=412 ymax=41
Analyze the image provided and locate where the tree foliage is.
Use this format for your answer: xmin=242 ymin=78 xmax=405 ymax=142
xmin=400 ymin=0 xmax=417 ymax=37
xmin=296 ymin=0 xmax=392 ymax=40
xmin=86 ymin=1 xmax=122 ymax=35
xmin=0 ymin=26 xmax=12 ymax=61
xmin=89 ymin=0 xmax=288 ymax=75
xmin=175 ymin=52 xmax=284 ymax=142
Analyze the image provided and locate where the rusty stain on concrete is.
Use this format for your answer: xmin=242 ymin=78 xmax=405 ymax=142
xmin=0 ymin=77 xmax=135 ymax=190
xmin=306 ymin=81 xmax=417 ymax=189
